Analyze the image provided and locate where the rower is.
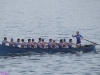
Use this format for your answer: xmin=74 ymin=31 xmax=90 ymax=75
xmin=48 ymin=39 xmax=52 ymax=48
xmin=72 ymin=31 xmax=83 ymax=47
xmin=63 ymin=39 xmax=68 ymax=48
xmin=41 ymin=39 xmax=47 ymax=48
xmin=68 ymin=39 xmax=75 ymax=48
xmin=31 ymin=38 xmax=37 ymax=48
xmin=27 ymin=39 xmax=32 ymax=48
xmin=52 ymin=40 xmax=57 ymax=48
xmin=9 ymin=38 xmax=14 ymax=47
xmin=2 ymin=37 xmax=9 ymax=46
xmin=58 ymin=39 xmax=63 ymax=48
xmin=21 ymin=39 xmax=26 ymax=48
xmin=14 ymin=39 xmax=20 ymax=47
xmin=37 ymin=38 xmax=42 ymax=48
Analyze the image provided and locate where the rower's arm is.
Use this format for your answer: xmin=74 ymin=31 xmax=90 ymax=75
xmin=72 ymin=34 xmax=76 ymax=37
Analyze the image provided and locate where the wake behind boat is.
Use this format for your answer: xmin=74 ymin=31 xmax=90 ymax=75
xmin=0 ymin=44 xmax=96 ymax=56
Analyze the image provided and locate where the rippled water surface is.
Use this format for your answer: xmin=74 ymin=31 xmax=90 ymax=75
xmin=0 ymin=0 xmax=100 ymax=75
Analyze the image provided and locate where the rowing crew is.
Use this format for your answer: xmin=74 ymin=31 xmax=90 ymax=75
xmin=2 ymin=37 xmax=75 ymax=48
xmin=2 ymin=31 xmax=83 ymax=48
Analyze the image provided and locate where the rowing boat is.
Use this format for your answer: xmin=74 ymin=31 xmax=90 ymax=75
xmin=0 ymin=44 xmax=96 ymax=56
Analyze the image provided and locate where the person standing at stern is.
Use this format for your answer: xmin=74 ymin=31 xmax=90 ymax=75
xmin=72 ymin=31 xmax=83 ymax=47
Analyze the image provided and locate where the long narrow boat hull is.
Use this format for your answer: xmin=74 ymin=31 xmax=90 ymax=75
xmin=0 ymin=45 xmax=96 ymax=56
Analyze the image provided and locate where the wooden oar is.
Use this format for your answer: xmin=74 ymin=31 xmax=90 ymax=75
xmin=83 ymin=39 xmax=100 ymax=46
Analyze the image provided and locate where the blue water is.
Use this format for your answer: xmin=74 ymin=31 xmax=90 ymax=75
xmin=0 ymin=0 xmax=100 ymax=75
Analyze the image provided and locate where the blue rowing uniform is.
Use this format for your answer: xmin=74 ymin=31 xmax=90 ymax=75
xmin=37 ymin=42 xmax=41 ymax=48
xmin=73 ymin=34 xmax=83 ymax=44
xmin=58 ymin=43 xmax=62 ymax=48
xmin=27 ymin=42 xmax=31 ymax=48
xmin=14 ymin=42 xmax=19 ymax=47
xmin=68 ymin=43 xmax=73 ymax=48
xmin=21 ymin=42 xmax=24 ymax=48
xmin=48 ymin=42 xmax=52 ymax=48
xmin=9 ymin=42 xmax=13 ymax=47
xmin=2 ymin=40 xmax=6 ymax=46
xmin=31 ymin=42 xmax=34 ymax=48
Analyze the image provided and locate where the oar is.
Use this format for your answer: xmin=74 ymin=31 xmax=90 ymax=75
xmin=83 ymin=39 xmax=100 ymax=46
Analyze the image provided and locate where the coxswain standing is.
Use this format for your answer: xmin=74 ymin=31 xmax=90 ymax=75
xmin=72 ymin=31 xmax=83 ymax=47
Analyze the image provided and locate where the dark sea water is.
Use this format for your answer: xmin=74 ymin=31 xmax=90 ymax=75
xmin=0 ymin=0 xmax=100 ymax=75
